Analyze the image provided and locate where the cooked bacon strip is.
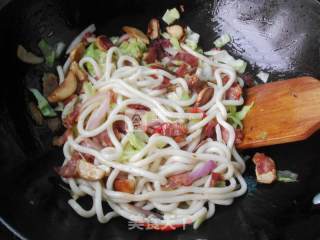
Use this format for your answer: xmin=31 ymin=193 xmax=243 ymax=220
xmin=174 ymin=52 xmax=198 ymax=68
xmin=211 ymin=172 xmax=223 ymax=187
xmin=63 ymin=103 xmax=81 ymax=129
xmin=225 ymin=83 xmax=242 ymax=100
xmin=166 ymin=172 xmax=191 ymax=189
xmin=252 ymin=153 xmax=276 ymax=184
xmin=127 ymin=104 xmax=150 ymax=111
xmin=154 ymin=123 xmax=188 ymax=137
xmin=144 ymin=39 xmax=171 ymax=63
xmin=201 ymin=119 xmax=218 ymax=140
xmin=187 ymin=75 xmax=206 ymax=93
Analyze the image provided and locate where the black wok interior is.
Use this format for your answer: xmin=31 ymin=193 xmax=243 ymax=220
xmin=0 ymin=0 xmax=320 ymax=239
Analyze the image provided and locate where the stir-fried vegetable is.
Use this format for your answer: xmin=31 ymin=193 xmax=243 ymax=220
xmin=227 ymin=102 xmax=254 ymax=129
xmin=119 ymin=38 xmax=147 ymax=59
xmin=38 ymin=39 xmax=56 ymax=67
xmin=84 ymin=43 xmax=106 ymax=76
xmin=162 ymin=8 xmax=180 ymax=25
xmin=277 ymin=170 xmax=298 ymax=182
xmin=214 ymin=34 xmax=231 ymax=48
xmin=120 ymin=131 xmax=149 ymax=162
xmin=29 ymin=88 xmax=57 ymax=117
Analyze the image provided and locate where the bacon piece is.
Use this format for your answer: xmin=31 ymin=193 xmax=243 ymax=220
xmin=252 ymin=153 xmax=277 ymax=184
xmin=96 ymin=130 xmax=113 ymax=147
xmin=211 ymin=172 xmax=223 ymax=187
xmin=55 ymin=159 xmax=78 ymax=178
xmin=63 ymin=103 xmax=81 ymax=129
xmin=174 ymin=52 xmax=198 ymax=68
xmin=154 ymin=123 xmax=188 ymax=137
xmin=201 ymin=119 xmax=218 ymax=140
xmin=114 ymin=178 xmax=135 ymax=193
xmin=175 ymin=63 xmax=189 ymax=77
xmin=221 ymin=127 xmax=244 ymax=145
xmin=114 ymin=120 xmax=126 ymax=134
xmin=225 ymin=83 xmax=242 ymax=100
xmin=144 ymin=39 xmax=172 ymax=63
xmin=242 ymin=73 xmax=255 ymax=87
xmin=166 ymin=172 xmax=192 ymax=189
xmin=127 ymin=104 xmax=150 ymax=111
xmin=187 ymin=75 xmax=206 ymax=93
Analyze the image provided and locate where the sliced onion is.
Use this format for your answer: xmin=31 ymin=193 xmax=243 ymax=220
xmin=188 ymin=160 xmax=217 ymax=182
xmin=118 ymin=34 xmax=130 ymax=44
xmin=17 ymin=45 xmax=43 ymax=64
xmin=129 ymin=204 xmax=162 ymax=219
xmin=66 ymin=24 xmax=96 ymax=54
xmin=81 ymin=138 xmax=102 ymax=150
xmin=86 ymin=93 xmax=110 ymax=130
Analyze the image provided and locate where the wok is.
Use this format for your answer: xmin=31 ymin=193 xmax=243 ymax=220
xmin=0 ymin=0 xmax=320 ymax=239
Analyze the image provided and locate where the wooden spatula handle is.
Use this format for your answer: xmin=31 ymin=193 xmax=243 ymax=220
xmin=237 ymin=77 xmax=320 ymax=149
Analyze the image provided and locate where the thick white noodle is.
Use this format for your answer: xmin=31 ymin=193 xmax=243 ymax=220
xmin=60 ymin=43 xmax=247 ymax=228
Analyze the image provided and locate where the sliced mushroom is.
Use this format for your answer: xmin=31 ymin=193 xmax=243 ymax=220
xmin=77 ymin=159 xmax=106 ymax=181
xmin=70 ymin=61 xmax=88 ymax=82
xmin=42 ymin=73 xmax=58 ymax=98
xmin=166 ymin=25 xmax=184 ymax=40
xmin=147 ymin=18 xmax=160 ymax=40
xmin=122 ymin=26 xmax=150 ymax=44
xmin=95 ymin=35 xmax=113 ymax=51
xmin=69 ymin=42 xmax=86 ymax=62
xmin=195 ymin=87 xmax=214 ymax=107
xmin=48 ymin=71 xmax=77 ymax=103
xmin=46 ymin=117 xmax=62 ymax=132
xmin=28 ymin=102 xmax=44 ymax=125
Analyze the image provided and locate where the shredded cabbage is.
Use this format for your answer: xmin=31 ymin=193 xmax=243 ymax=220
xmin=211 ymin=50 xmax=247 ymax=74
xmin=119 ymin=38 xmax=147 ymax=59
xmin=185 ymin=27 xmax=200 ymax=50
xmin=214 ymin=34 xmax=231 ymax=48
xmin=110 ymin=36 xmax=119 ymax=45
xmin=29 ymin=88 xmax=57 ymax=117
xmin=120 ymin=131 xmax=149 ymax=162
xmin=162 ymin=8 xmax=180 ymax=25
xmin=227 ymin=102 xmax=254 ymax=129
xmin=84 ymin=43 xmax=106 ymax=76
xmin=169 ymin=37 xmax=181 ymax=50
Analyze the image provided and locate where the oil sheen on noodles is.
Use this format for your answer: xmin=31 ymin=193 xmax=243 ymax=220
xmin=61 ymin=43 xmax=247 ymax=229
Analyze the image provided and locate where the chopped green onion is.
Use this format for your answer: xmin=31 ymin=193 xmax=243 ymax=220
xmin=214 ymin=34 xmax=231 ymax=48
xmin=38 ymin=39 xmax=55 ymax=67
xmin=181 ymin=91 xmax=190 ymax=100
xmin=29 ymin=88 xmax=57 ymax=117
xmin=162 ymin=8 xmax=180 ymax=25
xmin=277 ymin=170 xmax=298 ymax=183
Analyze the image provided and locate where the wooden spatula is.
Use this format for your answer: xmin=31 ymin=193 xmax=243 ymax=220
xmin=237 ymin=76 xmax=320 ymax=149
